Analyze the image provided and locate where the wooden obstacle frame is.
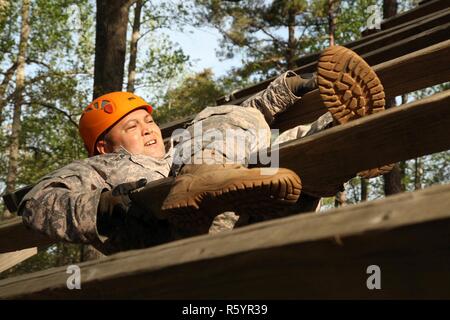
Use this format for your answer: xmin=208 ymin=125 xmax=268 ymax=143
xmin=0 ymin=0 xmax=449 ymax=298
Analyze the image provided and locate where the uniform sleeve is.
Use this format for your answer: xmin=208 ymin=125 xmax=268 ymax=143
xmin=241 ymin=70 xmax=301 ymax=124
xmin=18 ymin=162 xmax=108 ymax=244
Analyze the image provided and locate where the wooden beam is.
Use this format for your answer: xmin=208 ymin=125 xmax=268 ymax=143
xmin=272 ymin=90 xmax=450 ymax=196
xmin=1 ymin=183 xmax=449 ymax=299
xmin=0 ymin=218 xmax=54 ymax=254
xmin=298 ymin=6 xmax=450 ymax=80
xmin=132 ymin=88 xmax=450 ymax=216
xmin=0 ymin=248 xmax=37 ymax=273
xmin=274 ymin=39 xmax=450 ymax=128
xmin=162 ymin=40 xmax=450 ymax=137
xmin=6 ymin=87 xmax=450 ymax=251
xmin=5 ymin=40 xmax=448 ymax=219
xmin=362 ymin=0 xmax=448 ymax=36
xmin=216 ymin=12 xmax=450 ymax=106
xmin=2 ymin=87 xmax=449 ymax=253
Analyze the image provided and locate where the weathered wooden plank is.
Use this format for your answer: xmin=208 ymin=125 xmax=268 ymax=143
xmin=292 ymin=5 xmax=450 ymax=83
xmin=2 ymin=87 xmax=449 ymax=253
xmin=1 ymin=182 xmax=449 ymax=299
xmin=0 ymin=248 xmax=37 ymax=273
xmin=362 ymin=0 xmax=448 ymax=36
xmin=274 ymin=39 xmax=450 ymax=128
xmin=162 ymin=39 xmax=450 ymax=138
xmin=158 ymin=87 xmax=450 ymax=206
xmin=123 ymin=88 xmax=450 ymax=216
xmin=217 ymin=10 xmax=450 ymax=105
xmin=0 ymin=218 xmax=54 ymax=254
xmin=272 ymin=89 xmax=450 ymax=196
xmin=164 ymin=10 xmax=450 ymax=135
xmin=7 ymin=37 xmax=447 ymax=217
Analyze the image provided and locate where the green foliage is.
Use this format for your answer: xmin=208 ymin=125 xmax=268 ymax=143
xmin=0 ymin=243 xmax=83 ymax=280
xmin=0 ymin=0 xmax=193 ymax=278
xmin=193 ymin=0 xmax=387 ymax=81
xmin=132 ymin=34 xmax=190 ymax=102
xmin=153 ymin=68 xmax=225 ymax=125
xmin=125 ymin=0 xmax=192 ymax=103
xmin=0 ymin=0 xmax=95 ymax=277
xmin=194 ymin=0 xmax=312 ymax=80
xmin=1 ymin=0 xmax=449 ymax=280
xmin=0 ymin=0 xmax=94 ymax=193
xmin=0 ymin=0 xmax=18 ymax=58
xmin=192 ymin=0 xmax=420 ymax=83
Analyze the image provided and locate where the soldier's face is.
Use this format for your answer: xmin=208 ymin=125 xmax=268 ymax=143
xmin=97 ymin=109 xmax=166 ymax=159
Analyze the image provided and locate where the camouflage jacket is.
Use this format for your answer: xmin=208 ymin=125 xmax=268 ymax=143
xmin=19 ymin=71 xmax=304 ymax=254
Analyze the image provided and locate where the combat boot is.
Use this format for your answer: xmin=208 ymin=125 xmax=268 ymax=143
xmin=316 ymin=45 xmax=395 ymax=179
xmin=161 ymin=163 xmax=302 ymax=227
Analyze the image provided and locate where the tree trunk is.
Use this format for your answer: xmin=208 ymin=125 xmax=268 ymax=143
xmin=384 ymin=163 xmax=404 ymax=195
xmin=5 ymin=0 xmax=30 ymax=195
xmin=0 ymin=63 xmax=18 ymax=126
xmin=327 ymin=0 xmax=338 ymax=47
xmin=126 ymin=0 xmax=142 ymax=93
xmin=383 ymin=0 xmax=398 ymax=19
xmin=399 ymin=160 xmax=406 ymax=191
xmin=380 ymin=0 xmax=402 ymax=197
xmin=414 ymin=158 xmax=423 ymax=190
xmin=383 ymin=98 xmax=403 ymax=195
xmin=84 ymin=0 xmax=133 ymax=261
xmin=334 ymin=190 xmax=347 ymax=207
xmin=360 ymin=178 xmax=368 ymax=201
xmin=286 ymin=7 xmax=297 ymax=70
xmin=93 ymin=0 xmax=133 ymax=99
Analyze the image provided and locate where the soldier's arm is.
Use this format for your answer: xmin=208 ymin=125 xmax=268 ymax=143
xmin=18 ymin=162 xmax=108 ymax=244
xmin=240 ymin=71 xmax=302 ymax=124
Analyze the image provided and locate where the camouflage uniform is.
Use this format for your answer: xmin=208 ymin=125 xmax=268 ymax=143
xmin=19 ymin=71 xmax=333 ymax=254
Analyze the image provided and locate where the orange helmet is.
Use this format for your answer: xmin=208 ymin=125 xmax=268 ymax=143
xmin=79 ymin=92 xmax=153 ymax=156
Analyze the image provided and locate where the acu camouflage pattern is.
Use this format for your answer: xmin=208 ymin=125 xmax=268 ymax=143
xmin=19 ymin=71 xmax=333 ymax=254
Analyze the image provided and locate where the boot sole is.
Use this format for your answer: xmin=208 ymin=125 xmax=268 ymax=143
xmin=162 ymin=169 xmax=302 ymax=227
xmin=317 ymin=46 xmax=394 ymax=179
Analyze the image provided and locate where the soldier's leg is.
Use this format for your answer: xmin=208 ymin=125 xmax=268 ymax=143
xmin=274 ymin=46 xmax=394 ymax=198
xmin=316 ymin=46 xmax=394 ymax=178
xmin=164 ymin=106 xmax=301 ymax=238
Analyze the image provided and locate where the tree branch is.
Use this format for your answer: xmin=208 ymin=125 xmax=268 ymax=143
xmin=25 ymin=58 xmax=52 ymax=69
xmin=0 ymin=62 xmax=18 ymax=124
xmin=24 ymin=100 xmax=79 ymax=128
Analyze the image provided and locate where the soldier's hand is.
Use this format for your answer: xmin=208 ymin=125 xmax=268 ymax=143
xmin=97 ymin=179 xmax=147 ymax=237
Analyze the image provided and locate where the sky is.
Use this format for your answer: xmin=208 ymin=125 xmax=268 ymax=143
xmin=166 ymin=26 xmax=243 ymax=78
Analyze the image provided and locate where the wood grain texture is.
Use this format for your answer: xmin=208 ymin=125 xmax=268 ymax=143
xmin=2 ymin=88 xmax=449 ymax=252
xmin=166 ymin=32 xmax=450 ymax=137
xmin=0 ymin=248 xmax=37 ymax=273
xmin=272 ymin=90 xmax=450 ymax=196
xmin=362 ymin=0 xmax=448 ymax=36
xmin=273 ymin=40 xmax=450 ymax=128
xmin=0 ymin=218 xmax=54 ymax=254
xmin=0 ymin=183 xmax=449 ymax=299
xmin=216 ymin=5 xmax=450 ymax=105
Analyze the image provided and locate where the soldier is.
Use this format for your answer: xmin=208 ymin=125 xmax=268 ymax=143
xmin=19 ymin=46 xmax=391 ymax=255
